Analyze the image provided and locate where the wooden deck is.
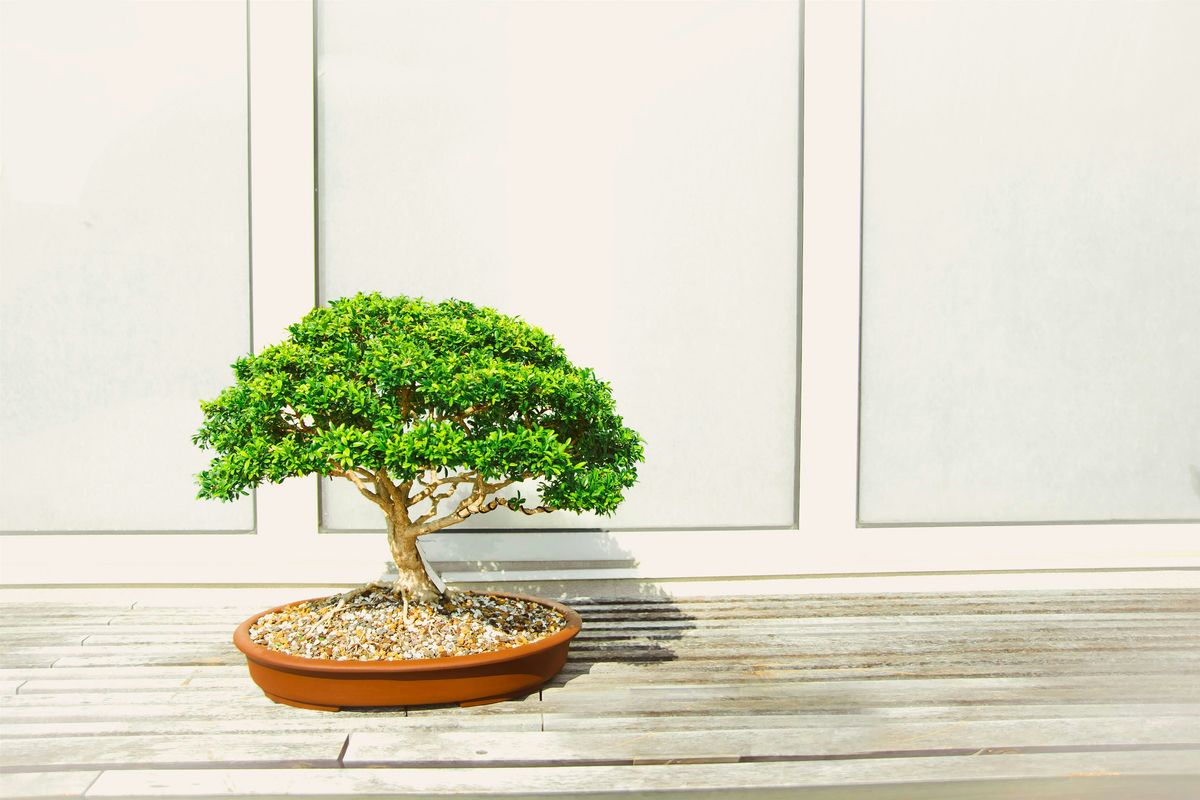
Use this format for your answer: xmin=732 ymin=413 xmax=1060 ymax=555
xmin=2 ymin=586 xmax=1199 ymax=798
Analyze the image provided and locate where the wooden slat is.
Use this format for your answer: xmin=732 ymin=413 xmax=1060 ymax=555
xmin=5 ymin=705 xmax=1196 ymax=741
xmin=15 ymin=677 xmax=248 ymax=695
xmin=539 ymin=674 xmax=1200 ymax=711
xmin=84 ymin=753 xmax=1200 ymax=797
xmin=0 ymin=700 xmax=375 ymax=724
xmin=0 ymin=666 xmax=246 ymax=679
xmin=1 ymin=713 xmax=543 ymax=740
xmin=2 ymin=690 xmax=263 ymax=708
xmin=0 ymin=732 xmax=349 ymax=770
xmin=539 ymin=704 xmax=1200 ymax=731
xmin=343 ymin=719 xmax=1200 ymax=768
xmin=552 ymin=656 xmax=1200 ymax=682
xmin=3 ymin=675 xmax=1194 ymax=724
xmin=0 ymin=770 xmax=99 ymax=799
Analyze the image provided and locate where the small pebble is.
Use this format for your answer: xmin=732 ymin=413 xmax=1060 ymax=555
xmin=249 ymin=589 xmax=567 ymax=661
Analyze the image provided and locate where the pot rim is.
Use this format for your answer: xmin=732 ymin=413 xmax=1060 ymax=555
xmin=232 ymin=590 xmax=582 ymax=675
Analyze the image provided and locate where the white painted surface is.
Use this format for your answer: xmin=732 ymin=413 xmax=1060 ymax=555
xmin=245 ymin=0 xmax=321 ymax=557
xmin=0 ymin=0 xmax=253 ymax=531
xmin=858 ymin=0 xmax=1200 ymax=524
xmin=797 ymin=0 xmax=1197 ymax=581
xmin=1 ymin=1 xmax=1197 ymax=587
xmin=316 ymin=0 xmax=801 ymax=530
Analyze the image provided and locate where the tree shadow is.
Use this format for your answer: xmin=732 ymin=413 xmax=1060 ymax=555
xmin=493 ymin=580 xmax=698 ymax=692
xmin=358 ymin=529 xmax=702 ymax=710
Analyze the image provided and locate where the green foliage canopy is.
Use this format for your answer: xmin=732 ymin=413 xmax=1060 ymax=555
xmin=194 ymin=293 xmax=644 ymax=518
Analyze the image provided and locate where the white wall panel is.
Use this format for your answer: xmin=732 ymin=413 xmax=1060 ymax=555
xmin=0 ymin=0 xmax=253 ymax=531
xmin=316 ymin=0 xmax=800 ymax=531
xmin=859 ymin=0 xmax=1200 ymax=524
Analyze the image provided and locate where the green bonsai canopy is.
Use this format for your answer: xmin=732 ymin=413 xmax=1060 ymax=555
xmin=194 ymin=292 xmax=643 ymax=599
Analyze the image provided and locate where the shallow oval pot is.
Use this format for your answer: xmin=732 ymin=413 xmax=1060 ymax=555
xmin=233 ymin=591 xmax=582 ymax=711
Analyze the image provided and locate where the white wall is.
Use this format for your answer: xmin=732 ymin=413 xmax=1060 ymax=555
xmin=0 ymin=1 xmax=1195 ymax=588
xmin=0 ymin=0 xmax=253 ymax=531
xmin=859 ymin=0 xmax=1200 ymax=524
xmin=316 ymin=0 xmax=801 ymax=531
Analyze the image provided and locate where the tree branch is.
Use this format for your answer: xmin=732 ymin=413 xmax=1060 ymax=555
xmin=449 ymin=403 xmax=491 ymax=432
xmin=408 ymin=472 xmax=477 ymax=505
xmin=417 ymin=510 xmax=470 ymax=535
xmin=505 ymin=501 xmax=555 ymax=516
xmin=414 ymin=488 xmax=458 ymax=524
xmin=331 ymin=469 xmax=387 ymax=509
xmin=398 ymin=387 xmax=413 ymax=420
xmin=459 ymin=403 xmax=490 ymax=418
xmin=413 ymin=473 xmax=545 ymax=534
xmin=374 ymin=467 xmax=403 ymax=508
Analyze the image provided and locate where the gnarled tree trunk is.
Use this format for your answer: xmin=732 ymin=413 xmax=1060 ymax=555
xmin=334 ymin=466 xmax=550 ymax=603
xmin=385 ymin=510 xmax=441 ymax=602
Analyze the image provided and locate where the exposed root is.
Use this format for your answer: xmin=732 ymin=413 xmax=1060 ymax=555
xmin=319 ymin=585 xmax=388 ymax=623
xmin=319 ymin=574 xmax=452 ymax=630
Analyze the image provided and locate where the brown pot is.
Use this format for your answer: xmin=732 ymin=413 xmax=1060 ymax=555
xmin=232 ymin=591 xmax=582 ymax=711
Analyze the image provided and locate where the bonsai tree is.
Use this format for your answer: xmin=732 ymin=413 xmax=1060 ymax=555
xmin=194 ymin=292 xmax=643 ymax=602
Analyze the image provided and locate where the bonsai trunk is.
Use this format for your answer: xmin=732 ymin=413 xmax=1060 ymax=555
xmin=385 ymin=511 xmax=442 ymax=602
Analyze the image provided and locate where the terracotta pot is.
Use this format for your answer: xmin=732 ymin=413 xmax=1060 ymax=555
xmin=232 ymin=591 xmax=582 ymax=711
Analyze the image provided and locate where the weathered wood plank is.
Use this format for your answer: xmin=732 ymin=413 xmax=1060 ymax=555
xmin=0 ymin=713 xmax=543 ymax=740
xmin=0 ymin=732 xmax=349 ymax=770
xmin=14 ymin=677 xmax=249 ymax=695
xmin=3 ymin=675 xmax=1196 ymax=724
xmin=0 ymin=700 xmax=365 ymax=724
xmin=539 ymin=704 xmax=1200 ymax=731
xmin=0 ymin=657 xmax=57 ymax=670
xmin=1 ymin=690 xmax=267 ymax=711
xmin=83 ymin=752 xmax=1200 ymax=797
xmin=45 ymin=654 xmax=243 ymax=669
xmin=538 ymin=675 xmax=1200 ymax=713
xmin=551 ymin=656 xmax=1200 ymax=682
xmin=344 ymin=719 xmax=1200 ymax=768
xmin=6 ymin=705 xmax=1197 ymax=741
xmin=0 ymin=666 xmax=245 ymax=680
xmin=0 ymin=770 xmax=99 ymax=799
xmin=0 ymin=633 xmax=94 ymax=647
xmin=566 ymin=596 xmax=1200 ymax=617
xmin=569 ymin=633 xmax=1200 ymax=653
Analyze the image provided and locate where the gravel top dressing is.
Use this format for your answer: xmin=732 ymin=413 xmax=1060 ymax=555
xmin=249 ymin=589 xmax=568 ymax=661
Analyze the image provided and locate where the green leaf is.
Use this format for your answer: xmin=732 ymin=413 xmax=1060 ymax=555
xmin=193 ymin=292 xmax=644 ymax=515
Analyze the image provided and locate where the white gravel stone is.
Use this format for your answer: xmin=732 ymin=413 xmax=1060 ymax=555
xmin=249 ymin=589 xmax=567 ymax=661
